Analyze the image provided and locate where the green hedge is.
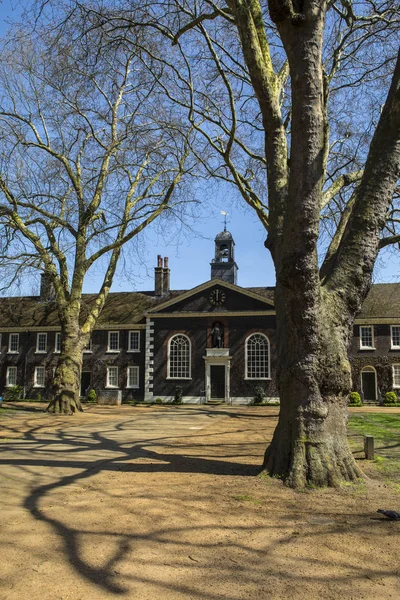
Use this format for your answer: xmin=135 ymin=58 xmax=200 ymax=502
xmin=348 ymin=392 xmax=362 ymax=406
xmin=383 ymin=391 xmax=398 ymax=406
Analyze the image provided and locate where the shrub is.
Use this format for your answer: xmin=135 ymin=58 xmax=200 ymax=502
xmin=4 ymin=385 xmax=23 ymax=402
xmin=155 ymin=397 xmax=163 ymax=404
xmin=348 ymin=392 xmax=362 ymax=406
xmin=87 ymin=389 xmax=97 ymax=403
xmin=383 ymin=391 xmax=397 ymax=405
xmin=253 ymin=385 xmax=266 ymax=405
xmin=173 ymin=386 xmax=183 ymax=404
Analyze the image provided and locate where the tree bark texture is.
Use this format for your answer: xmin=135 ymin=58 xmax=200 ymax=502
xmin=259 ymin=2 xmax=363 ymax=487
xmin=222 ymin=1 xmax=373 ymax=486
xmin=261 ymin=7 xmax=399 ymax=487
xmin=175 ymin=0 xmax=399 ymax=486
xmin=264 ymin=286 xmax=362 ymax=487
xmin=46 ymin=322 xmax=86 ymax=415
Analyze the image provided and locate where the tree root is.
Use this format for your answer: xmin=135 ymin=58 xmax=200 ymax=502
xmin=265 ymin=436 xmax=363 ymax=488
xmin=46 ymin=395 xmax=83 ymax=415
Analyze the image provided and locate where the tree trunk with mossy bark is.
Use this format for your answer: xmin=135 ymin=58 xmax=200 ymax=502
xmin=169 ymin=0 xmax=399 ymax=485
xmin=167 ymin=0 xmax=400 ymax=485
xmin=46 ymin=317 xmax=87 ymax=414
xmin=224 ymin=0 xmax=400 ymax=486
xmin=264 ymin=281 xmax=362 ymax=487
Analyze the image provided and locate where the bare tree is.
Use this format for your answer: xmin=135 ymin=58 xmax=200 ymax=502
xmin=79 ymin=0 xmax=400 ymax=486
xmin=172 ymin=0 xmax=400 ymax=488
xmin=0 ymin=21 xmax=195 ymax=413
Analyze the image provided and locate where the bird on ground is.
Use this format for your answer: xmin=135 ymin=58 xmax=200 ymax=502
xmin=377 ymin=509 xmax=400 ymax=520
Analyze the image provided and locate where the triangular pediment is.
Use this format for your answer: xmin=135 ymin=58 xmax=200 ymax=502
xmin=147 ymin=279 xmax=275 ymax=315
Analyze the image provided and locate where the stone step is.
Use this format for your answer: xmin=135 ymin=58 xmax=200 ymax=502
xmin=206 ymin=400 xmax=226 ymax=405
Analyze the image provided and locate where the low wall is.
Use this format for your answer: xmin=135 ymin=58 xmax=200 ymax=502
xmin=98 ymin=389 xmax=122 ymax=405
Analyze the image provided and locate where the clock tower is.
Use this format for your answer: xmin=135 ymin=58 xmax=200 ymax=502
xmin=210 ymin=229 xmax=238 ymax=284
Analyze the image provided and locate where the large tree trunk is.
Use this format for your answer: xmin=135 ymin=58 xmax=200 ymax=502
xmin=264 ymin=282 xmax=362 ymax=487
xmin=47 ymin=324 xmax=85 ymax=415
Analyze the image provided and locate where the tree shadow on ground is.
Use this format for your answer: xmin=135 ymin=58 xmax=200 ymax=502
xmin=1 ymin=408 xmax=398 ymax=598
xmin=1 ymin=402 xmax=47 ymax=413
xmin=2 ymin=411 xmax=264 ymax=595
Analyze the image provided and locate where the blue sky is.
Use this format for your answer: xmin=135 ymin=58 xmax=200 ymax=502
xmin=0 ymin=1 xmax=398 ymax=294
xmin=0 ymin=1 xmax=22 ymax=33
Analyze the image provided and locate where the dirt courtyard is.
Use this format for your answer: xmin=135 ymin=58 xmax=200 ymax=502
xmin=1 ymin=404 xmax=399 ymax=600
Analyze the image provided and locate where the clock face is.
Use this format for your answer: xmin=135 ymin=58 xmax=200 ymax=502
xmin=209 ymin=288 xmax=226 ymax=306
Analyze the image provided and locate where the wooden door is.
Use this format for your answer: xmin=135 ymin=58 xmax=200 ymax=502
xmin=362 ymin=371 xmax=376 ymax=401
xmin=210 ymin=365 xmax=225 ymax=399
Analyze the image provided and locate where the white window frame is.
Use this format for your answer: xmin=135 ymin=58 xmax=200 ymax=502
xmin=8 ymin=333 xmax=19 ymax=354
xmin=391 ymin=326 xmax=400 ymax=350
xmin=359 ymin=325 xmax=375 ymax=349
xmin=55 ymin=332 xmax=61 ymax=353
xmin=128 ymin=330 xmax=140 ymax=353
xmin=106 ymin=366 xmax=119 ymax=388
xmin=34 ymin=366 xmax=46 ymax=388
xmin=107 ymin=331 xmax=120 ymax=353
xmin=127 ymin=366 xmax=140 ymax=389
xmin=393 ymin=364 xmax=400 ymax=389
xmin=36 ymin=332 xmax=47 ymax=354
xmin=167 ymin=334 xmax=191 ymax=380
xmin=83 ymin=337 xmax=93 ymax=353
xmin=6 ymin=366 xmax=17 ymax=387
xmin=245 ymin=333 xmax=271 ymax=380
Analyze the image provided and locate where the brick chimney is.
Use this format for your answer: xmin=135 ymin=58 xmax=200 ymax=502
xmin=163 ymin=257 xmax=170 ymax=295
xmin=154 ymin=256 xmax=170 ymax=297
xmin=40 ymin=273 xmax=55 ymax=301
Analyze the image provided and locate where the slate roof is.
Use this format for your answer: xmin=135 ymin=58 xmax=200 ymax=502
xmin=0 ymin=291 xmax=155 ymax=328
xmin=357 ymin=283 xmax=400 ymax=320
xmin=245 ymin=287 xmax=275 ymax=303
xmin=0 ymin=283 xmax=396 ymax=329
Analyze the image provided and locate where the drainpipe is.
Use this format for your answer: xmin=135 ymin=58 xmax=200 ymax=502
xmin=23 ymin=331 xmax=28 ymax=399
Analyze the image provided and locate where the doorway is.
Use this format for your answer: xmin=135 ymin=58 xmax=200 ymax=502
xmin=361 ymin=367 xmax=377 ymax=401
xmin=210 ymin=365 xmax=226 ymax=399
xmin=80 ymin=371 xmax=91 ymax=397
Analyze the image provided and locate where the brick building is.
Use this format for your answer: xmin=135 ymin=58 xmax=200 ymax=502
xmin=0 ymin=229 xmax=399 ymax=404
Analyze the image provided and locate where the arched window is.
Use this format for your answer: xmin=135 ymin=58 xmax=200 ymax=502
xmin=246 ymin=334 xmax=270 ymax=379
xmin=168 ymin=334 xmax=191 ymax=379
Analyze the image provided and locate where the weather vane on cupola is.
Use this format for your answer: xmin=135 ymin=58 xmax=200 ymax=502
xmin=221 ymin=210 xmax=229 ymax=231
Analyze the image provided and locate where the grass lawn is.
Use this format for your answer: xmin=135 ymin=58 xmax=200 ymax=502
xmin=348 ymin=412 xmax=400 ymax=488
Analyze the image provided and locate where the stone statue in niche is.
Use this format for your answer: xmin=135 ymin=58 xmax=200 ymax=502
xmin=211 ymin=322 xmax=224 ymax=348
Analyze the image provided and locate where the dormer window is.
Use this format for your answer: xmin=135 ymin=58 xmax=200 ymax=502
xmin=359 ymin=326 xmax=375 ymax=350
